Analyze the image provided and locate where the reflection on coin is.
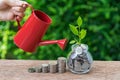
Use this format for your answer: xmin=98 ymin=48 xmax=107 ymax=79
xmin=75 ymin=47 xmax=82 ymax=55
xmin=81 ymin=44 xmax=88 ymax=51
xmin=71 ymin=52 xmax=77 ymax=59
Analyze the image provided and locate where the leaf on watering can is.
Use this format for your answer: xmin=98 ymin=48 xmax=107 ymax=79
xmin=79 ymin=29 xmax=87 ymax=39
xmin=77 ymin=16 xmax=82 ymax=27
xmin=69 ymin=40 xmax=76 ymax=44
xmin=69 ymin=24 xmax=78 ymax=35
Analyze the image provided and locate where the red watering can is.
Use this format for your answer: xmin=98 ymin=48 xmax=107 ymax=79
xmin=14 ymin=5 xmax=67 ymax=52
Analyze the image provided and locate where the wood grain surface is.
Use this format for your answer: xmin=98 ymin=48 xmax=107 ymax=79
xmin=0 ymin=60 xmax=120 ymax=80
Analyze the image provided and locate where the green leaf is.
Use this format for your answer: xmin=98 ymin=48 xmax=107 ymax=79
xmin=69 ymin=24 xmax=78 ymax=35
xmin=79 ymin=29 xmax=87 ymax=39
xmin=77 ymin=16 xmax=82 ymax=27
xmin=69 ymin=40 xmax=76 ymax=44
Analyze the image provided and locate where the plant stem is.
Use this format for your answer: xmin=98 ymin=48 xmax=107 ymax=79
xmin=78 ymin=25 xmax=81 ymax=44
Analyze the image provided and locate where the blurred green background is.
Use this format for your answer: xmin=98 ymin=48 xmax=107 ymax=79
xmin=0 ymin=0 xmax=120 ymax=60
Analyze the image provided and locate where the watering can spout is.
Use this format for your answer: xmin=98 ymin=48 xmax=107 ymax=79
xmin=39 ymin=39 xmax=67 ymax=50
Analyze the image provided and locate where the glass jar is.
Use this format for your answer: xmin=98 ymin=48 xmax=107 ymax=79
xmin=67 ymin=44 xmax=93 ymax=74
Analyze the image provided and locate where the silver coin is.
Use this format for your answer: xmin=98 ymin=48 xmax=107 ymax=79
xmin=58 ymin=57 xmax=66 ymax=60
xmin=75 ymin=46 xmax=83 ymax=55
xmin=81 ymin=44 xmax=88 ymax=51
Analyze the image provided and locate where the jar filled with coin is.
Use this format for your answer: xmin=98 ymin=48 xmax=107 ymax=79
xmin=67 ymin=44 xmax=93 ymax=74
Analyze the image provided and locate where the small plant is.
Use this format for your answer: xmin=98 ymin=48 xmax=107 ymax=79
xmin=69 ymin=16 xmax=87 ymax=45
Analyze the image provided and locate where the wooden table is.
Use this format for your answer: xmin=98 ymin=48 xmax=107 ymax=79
xmin=0 ymin=60 xmax=120 ymax=80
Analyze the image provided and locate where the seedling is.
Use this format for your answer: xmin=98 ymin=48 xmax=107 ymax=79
xmin=69 ymin=16 xmax=87 ymax=45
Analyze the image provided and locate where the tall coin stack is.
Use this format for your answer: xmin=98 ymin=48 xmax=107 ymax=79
xmin=57 ymin=57 xmax=66 ymax=73
xmin=49 ymin=62 xmax=58 ymax=73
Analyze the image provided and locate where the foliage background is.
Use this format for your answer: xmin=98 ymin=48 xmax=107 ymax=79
xmin=0 ymin=0 xmax=120 ymax=60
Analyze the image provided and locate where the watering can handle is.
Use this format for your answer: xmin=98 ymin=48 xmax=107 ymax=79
xmin=16 ymin=4 xmax=34 ymax=30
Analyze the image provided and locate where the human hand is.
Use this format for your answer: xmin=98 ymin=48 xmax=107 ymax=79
xmin=0 ymin=0 xmax=29 ymax=21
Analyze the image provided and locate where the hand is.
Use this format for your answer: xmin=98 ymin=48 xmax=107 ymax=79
xmin=0 ymin=0 xmax=29 ymax=21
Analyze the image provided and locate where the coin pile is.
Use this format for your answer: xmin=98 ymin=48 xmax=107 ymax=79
xmin=74 ymin=60 xmax=81 ymax=71
xmin=49 ymin=62 xmax=58 ymax=73
xmin=57 ymin=57 xmax=66 ymax=73
xmin=42 ymin=64 xmax=49 ymax=73
xmin=35 ymin=66 xmax=42 ymax=73
xmin=28 ymin=57 xmax=67 ymax=73
xmin=28 ymin=67 xmax=36 ymax=73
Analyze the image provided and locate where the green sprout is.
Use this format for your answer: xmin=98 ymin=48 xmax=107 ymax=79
xmin=69 ymin=16 xmax=87 ymax=45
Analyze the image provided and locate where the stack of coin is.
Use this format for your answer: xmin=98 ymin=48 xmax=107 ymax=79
xmin=28 ymin=67 xmax=36 ymax=73
xmin=49 ymin=62 xmax=58 ymax=73
xmin=35 ymin=65 xmax=42 ymax=73
xmin=57 ymin=57 xmax=66 ymax=73
xmin=41 ymin=64 xmax=49 ymax=73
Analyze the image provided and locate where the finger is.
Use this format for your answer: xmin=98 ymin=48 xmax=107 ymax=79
xmin=0 ymin=0 xmax=9 ymax=10
xmin=12 ymin=6 xmax=26 ymax=12
xmin=23 ymin=4 xmax=33 ymax=11
xmin=22 ymin=4 xmax=28 ymax=8
xmin=13 ymin=11 xmax=25 ymax=18
xmin=5 ymin=0 xmax=28 ymax=7
xmin=0 ymin=12 xmax=14 ymax=21
xmin=16 ymin=16 xmax=22 ymax=21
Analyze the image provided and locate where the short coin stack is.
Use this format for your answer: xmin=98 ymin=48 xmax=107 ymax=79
xmin=28 ymin=57 xmax=67 ymax=73
xmin=28 ymin=67 xmax=36 ymax=73
xmin=57 ymin=57 xmax=66 ymax=73
xmin=35 ymin=66 xmax=42 ymax=73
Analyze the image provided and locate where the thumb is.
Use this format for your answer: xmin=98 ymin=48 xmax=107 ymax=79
xmin=5 ymin=0 xmax=28 ymax=7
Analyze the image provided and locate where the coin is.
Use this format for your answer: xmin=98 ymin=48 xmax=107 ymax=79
xmin=58 ymin=57 xmax=66 ymax=61
xmin=75 ymin=46 xmax=82 ymax=55
xmin=81 ymin=44 xmax=88 ymax=51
